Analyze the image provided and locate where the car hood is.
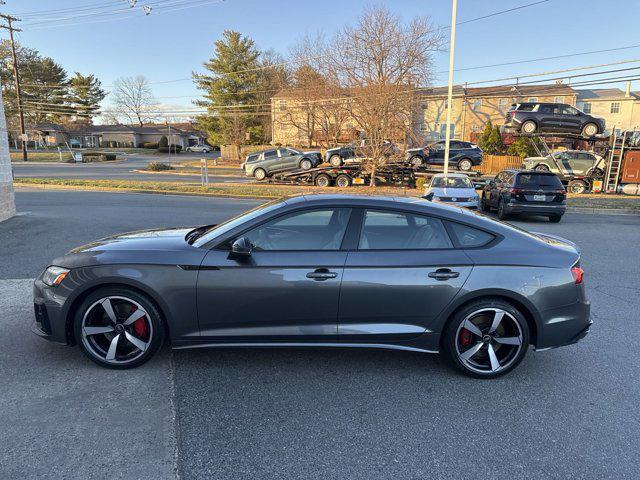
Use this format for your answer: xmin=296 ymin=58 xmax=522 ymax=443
xmin=69 ymin=227 xmax=196 ymax=253
xmin=326 ymin=147 xmax=342 ymax=153
xmin=428 ymin=187 xmax=478 ymax=197
xmin=523 ymin=156 xmax=546 ymax=163
xmin=303 ymin=150 xmax=321 ymax=155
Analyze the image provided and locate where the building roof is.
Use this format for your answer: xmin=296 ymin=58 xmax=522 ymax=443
xmin=417 ymin=83 xmax=576 ymax=99
xmin=576 ymin=88 xmax=639 ymax=101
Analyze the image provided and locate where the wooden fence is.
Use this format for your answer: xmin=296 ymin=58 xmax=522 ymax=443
xmin=473 ymin=154 xmax=523 ymax=175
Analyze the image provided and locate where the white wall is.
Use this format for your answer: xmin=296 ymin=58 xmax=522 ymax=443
xmin=0 ymin=84 xmax=16 ymax=223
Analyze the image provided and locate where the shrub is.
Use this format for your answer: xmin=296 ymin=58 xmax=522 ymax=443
xmin=416 ymin=177 xmax=428 ymax=191
xmin=508 ymin=136 xmax=537 ymax=158
xmin=159 ymin=135 xmax=169 ymax=148
xmin=142 ymin=142 xmax=159 ymax=149
xmin=157 ymin=144 xmax=182 ymax=153
xmin=81 ymin=152 xmax=117 ymax=162
xmin=147 ymin=162 xmax=174 ymax=171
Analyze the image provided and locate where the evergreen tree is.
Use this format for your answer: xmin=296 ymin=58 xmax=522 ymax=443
xmin=508 ymin=136 xmax=537 ymax=157
xmin=478 ymin=121 xmax=493 ymax=152
xmin=68 ymin=72 xmax=106 ymax=121
xmin=194 ymin=30 xmax=263 ymax=158
xmin=487 ymin=124 xmax=505 ymax=154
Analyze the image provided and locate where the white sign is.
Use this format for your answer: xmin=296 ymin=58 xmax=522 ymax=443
xmin=74 ymin=152 xmax=83 ymax=163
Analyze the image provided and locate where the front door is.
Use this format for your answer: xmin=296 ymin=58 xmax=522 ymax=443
xmin=338 ymin=209 xmax=473 ymax=343
xmin=196 ymin=208 xmax=352 ymax=342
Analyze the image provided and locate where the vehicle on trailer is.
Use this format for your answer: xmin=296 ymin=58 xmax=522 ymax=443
xmin=325 ymin=139 xmax=399 ymax=167
xmin=33 ymin=194 xmax=590 ymax=378
xmin=481 ymin=169 xmax=566 ymax=222
xmin=406 ymin=140 xmax=483 ymax=172
xmin=523 ymin=150 xmax=605 ymax=177
xmin=503 ymin=102 xmax=605 ymax=137
xmin=423 ymin=173 xmax=480 ymax=210
xmin=242 ymin=147 xmax=322 ymax=180
xmin=272 ymin=164 xmax=416 ymax=189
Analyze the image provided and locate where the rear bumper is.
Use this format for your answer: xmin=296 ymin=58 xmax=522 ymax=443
xmin=505 ymin=202 xmax=566 ymax=216
xmin=535 ymin=299 xmax=591 ymax=350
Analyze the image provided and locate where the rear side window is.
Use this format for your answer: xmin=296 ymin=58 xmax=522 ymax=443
xmin=447 ymin=222 xmax=494 ymax=248
xmin=515 ymin=173 xmax=563 ymax=189
xmin=264 ymin=150 xmax=277 ymax=159
xmin=516 ymin=104 xmax=536 ymax=112
xmin=359 ymin=210 xmax=453 ymax=250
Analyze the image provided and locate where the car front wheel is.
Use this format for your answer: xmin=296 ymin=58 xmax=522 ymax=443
xmin=329 ymin=155 xmax=343 ymax=167
xmin=582 ymin=123 xmax=598 ymax=137
xmin=300 ymin=159 xmax=312 ymax=170
xmin=253 ymin=168 xmax=266 ymax=181
xmin=442 ymin=299 xmax=530 ymax=378
xmin=74 ymin=287 xmax=164 ymax=369
xmin=458 ymin=158 xmax=472 ymax=171
xmin=409 ymin=155 xmax=423 ymax=167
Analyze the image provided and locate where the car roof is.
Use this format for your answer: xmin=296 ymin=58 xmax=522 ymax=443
xmin=432 ymin=173 xmax=469 ymax=178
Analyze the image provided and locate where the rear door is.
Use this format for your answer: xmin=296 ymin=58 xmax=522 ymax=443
xmin=559 ymin=105 xmax=582 ymax=133
xmin=337 ymin=209 xmax=473 ymax=343
xmin=538 ymin=104 xmax=560 ymax=131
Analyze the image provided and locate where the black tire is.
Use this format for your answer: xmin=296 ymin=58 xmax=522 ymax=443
xmin=534 ymin=164 xmax=550 ymax=172
xmin=581 ymin=123 xmax=598 ymax=137
xmin=441 ymin=298 xmax=530 ymax=379
xmin=497 ymin=199 xmax=508 ymax=220
xmin=300 ymin=159 xmax=312 ymax=170
xmin=74 ymin=286 xmax=165 ymax=369
xmin=521 ymin=120 xmax=537 ymax=134
xmin=315 ymin=174 xmax=331 ymax=187
xmin=457 ymin=158 xmax=473 ymax=171
xmin=253 ymin=168 xmax=266 ymax=181
xmin=335 ymin=174 xmax=351 ymax=188
xmin=409 ymin=155 xmax=423 ymax=167
xmin=481 ymin=193 xmax=491 ymax=212
xmin=329 ymin=154 xmax=343 ymax=167
xmin=549 ymin=214 xmax=563 ymax=223
xmin=590 ymin=168 xmax=604 ymax=178
xmin=568 ymin=179 xmax=588 ymax=194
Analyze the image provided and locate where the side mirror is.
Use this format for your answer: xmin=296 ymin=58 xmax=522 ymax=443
xmin=230 ymin=237 xmax=253 ymax=258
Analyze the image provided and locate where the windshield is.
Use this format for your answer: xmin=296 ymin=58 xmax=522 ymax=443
xmin=431 ymin=176 xmax=474 ymax=189
xmin=515 ymin=173 xmax=563 ymax=189
xmin=191 ymin=198 xmax=285 ymax=247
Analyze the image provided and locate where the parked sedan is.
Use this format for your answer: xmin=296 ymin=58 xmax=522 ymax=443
xmin=481 ymin=169 xmax=567 ymax=222
xmin=406 ymin=140 xmax=483 ymax=171
xmin=186 ymin=144 xmax=212 ymax=153
xmin=242 ymin=147 xmax=322 ymax=180
xmin=325 ymin=140 xmax=399 ymax=166
xmin=423 ymin=173 xmax=480 ymax=209
xmin=503 ymin=102 xmax=605 ymax=137
xmin=33 ymin=194 xmax=590 ymax=378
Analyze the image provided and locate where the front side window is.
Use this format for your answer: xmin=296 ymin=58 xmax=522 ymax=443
xmin=264 ymin=150 xmax=277 ymax=159
xmin=243 ymin=208 xmax=351 ymax=251
xmin=359 ymin=210 xmax=453 ymax=250
xmin=561 ymin=105 xmax=578 ymax=115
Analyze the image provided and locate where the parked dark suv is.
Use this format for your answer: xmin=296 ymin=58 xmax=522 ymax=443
xmin=481 ymin=169 xmax=566 ymax=222
xmin=406 ymin=140 xmax=483 ymax=171
xmin=503 ymin=102 xmax=605 ymax=137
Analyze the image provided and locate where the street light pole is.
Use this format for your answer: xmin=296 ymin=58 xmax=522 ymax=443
xmin=443 ymin=0 xmax=458 ymax=176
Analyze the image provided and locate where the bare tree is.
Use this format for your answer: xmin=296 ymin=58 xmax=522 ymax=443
xmin=328 ymin=6 xmax=444 ymax=185
xmin=111 ymin=75 xmax=156 ymax=126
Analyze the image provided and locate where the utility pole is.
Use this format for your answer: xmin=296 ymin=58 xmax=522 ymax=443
xmin=0 ymin=14 xmax=27 ymax=161
xmin=443 ymin=0 xmax=458 ymax=176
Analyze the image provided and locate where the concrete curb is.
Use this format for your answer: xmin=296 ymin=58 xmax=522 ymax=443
xmin=566 ymin=207 xmax=639 ymax=215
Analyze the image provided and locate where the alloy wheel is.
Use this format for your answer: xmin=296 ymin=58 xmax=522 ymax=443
xmin=455 ymin=308 xmax=523 ymax=375
xmin=80 ymin=296 xmax=153 ymax=365
xmin=458 ymin=159 xmax=472 ymax=171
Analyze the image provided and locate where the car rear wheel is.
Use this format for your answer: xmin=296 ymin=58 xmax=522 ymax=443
xmin=300 ymin=159 xmax=312 ymax=170
xmin=582 ymin=123 xmax=598 ymax=137
xmin=458 ymin=158 xmax=473 ymax=171
xmin=549 ymin=214 xmax=563 ymax=223
xmin=521 ymin=120 xmax=537 ymax=134
xmin=329 ymin=154 xmax=343 ymax=167
xmin=442 ymin=299 xmax=530 ymax=378
xmin=315 ymin=174 xmax=331 ymax=187
xmin=409 ymin=155 xmax=423 ymax=167
xmin=253 ymin=168 xmax=266 ymax=181
xmin=497 ymin=199 xmax=508 ymax=220
xmin=335 ymin=174 xmax=351 ymax=188
xmin=74 ymin=287 xmax=164 ymax=369
xmin=481 ymin=193 xmax=491 ymax=212
xmin=534 ymin=164 xmax=550 ymax=172
xmin=568 ymin=179 xmax=588 ymax=194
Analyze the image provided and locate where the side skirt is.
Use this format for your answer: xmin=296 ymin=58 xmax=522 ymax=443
xmin=171 ymin=342 xmax=439 ymax=354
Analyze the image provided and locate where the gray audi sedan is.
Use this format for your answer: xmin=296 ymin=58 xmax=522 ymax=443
xmin=33 ymin=195 xmax=591 ymax=378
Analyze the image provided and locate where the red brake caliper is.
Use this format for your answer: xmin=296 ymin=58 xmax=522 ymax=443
xmin=459 ymin=328 xmax=473 ymax=347
xmin=131 ymin=307 xmax=148 ymax=339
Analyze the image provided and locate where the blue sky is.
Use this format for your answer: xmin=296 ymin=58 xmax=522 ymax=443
xmin=7 ymin=0 xmax=640 ymax=115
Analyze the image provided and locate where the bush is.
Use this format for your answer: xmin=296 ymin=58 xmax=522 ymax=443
xmin=82 ymin=152 xmax=117 ymax=162
xmin=147 ymin=162 xmax=174 ymax=171
xmin=142 ymin=142 xmax=159 ymax=149
xmin=157 ymin=144 xmax=182 ymax=153
xmin=159 ymin=135 xmax=169 ymax=148
xmin=416 ymin=177 xmax=428 ymax=191
xmin=508 ymin=137 xmax=537 ymax=158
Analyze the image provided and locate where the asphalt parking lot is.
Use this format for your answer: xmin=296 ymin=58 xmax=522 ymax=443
xmin=1 ymin=189 xmax=639 ymax=479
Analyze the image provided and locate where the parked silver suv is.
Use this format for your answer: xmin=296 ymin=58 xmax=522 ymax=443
xmin=242 ymin=147 xmax=322 ymax=180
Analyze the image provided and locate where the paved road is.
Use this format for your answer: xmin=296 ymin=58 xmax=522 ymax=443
xmin=10 ymin=152 xmax=250 ymax=184
xmin=1 ymin=189 xmax=639 ymax=479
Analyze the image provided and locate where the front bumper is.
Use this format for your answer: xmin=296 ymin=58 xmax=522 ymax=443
xmin=32 ymin=278 xmax=69 ymax=344
xmin=504 ymin=202 xmax=566 ymax=216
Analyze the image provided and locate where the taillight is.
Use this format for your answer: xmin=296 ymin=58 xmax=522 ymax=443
xmin=508 ymin=188 xmax=524 ymax=194
xmin=571 ymin=266 xmax=584 ymax=284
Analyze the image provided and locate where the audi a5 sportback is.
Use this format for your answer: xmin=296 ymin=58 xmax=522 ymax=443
xmin=504 ymin=102 xmax=605 ymax=137
xmin=33 ymin=195 xmax=590 ymax=378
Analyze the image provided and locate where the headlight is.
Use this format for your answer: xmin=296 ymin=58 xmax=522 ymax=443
xmin=42 ymin=266 xmax=70 ymax=287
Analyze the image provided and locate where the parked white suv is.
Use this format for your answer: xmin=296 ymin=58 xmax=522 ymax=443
xmin=186 ymin=144 xmax=212 ymax=153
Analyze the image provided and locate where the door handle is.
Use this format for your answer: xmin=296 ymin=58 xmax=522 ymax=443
xmin=306 ymin=269 xmax=338 ymax=281
xmin=428 ymin=268 xmax=460 ymax=281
